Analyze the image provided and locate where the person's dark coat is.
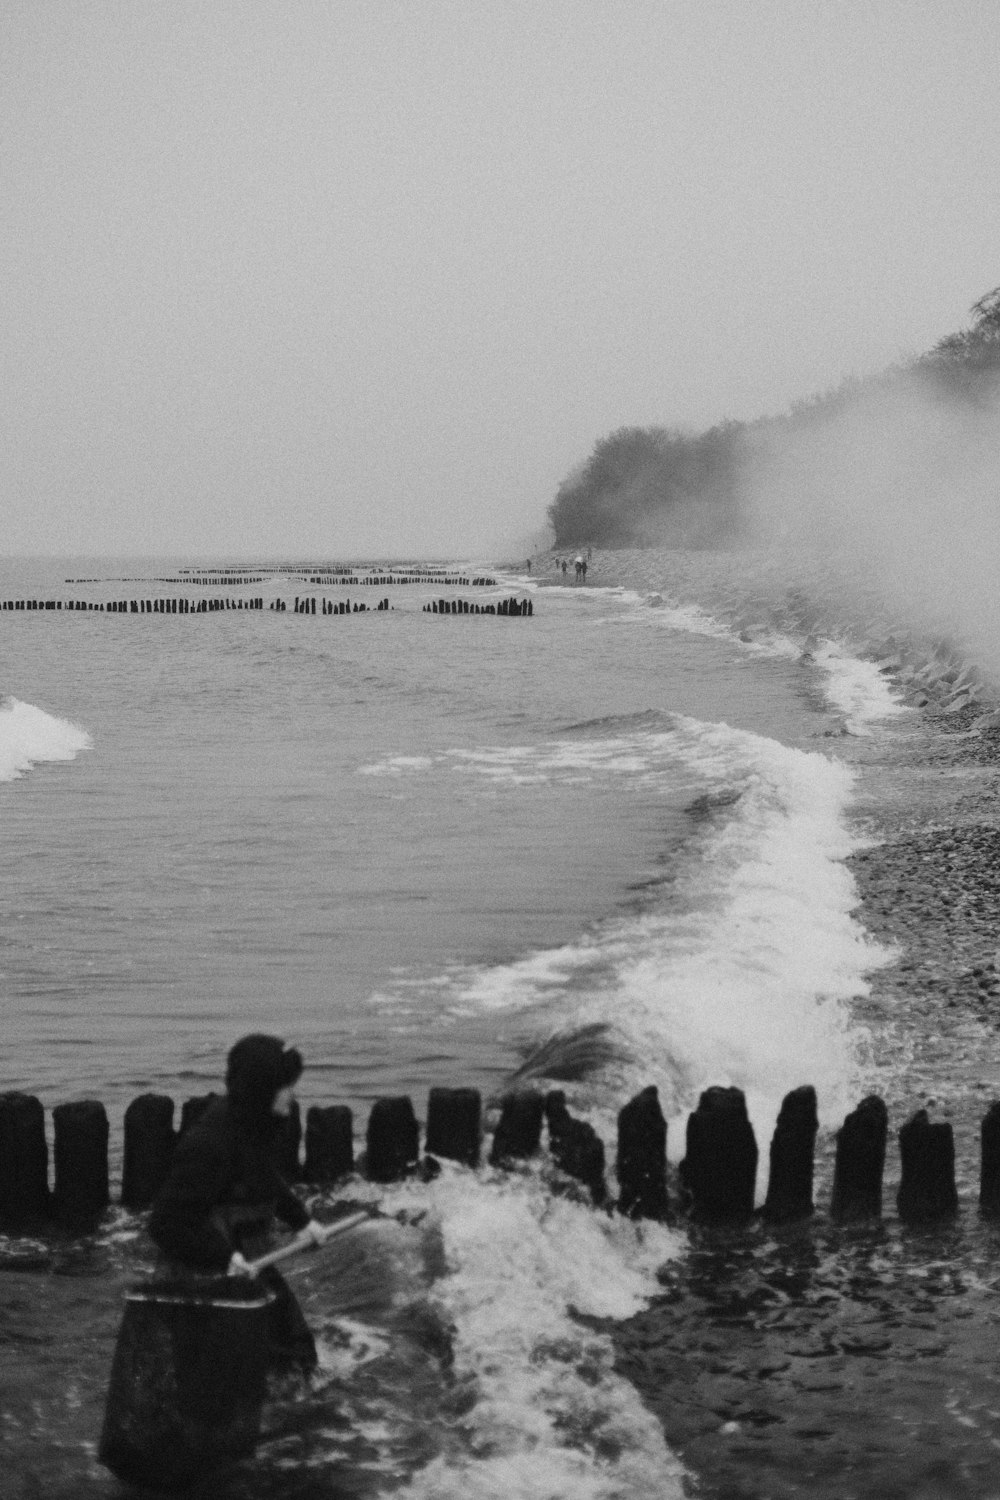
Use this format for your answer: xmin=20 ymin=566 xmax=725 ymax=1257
xmin=148 ymin=1034 xmax=316 ymax=1371
xmin=149 ymin=1034 xmax=308 ymax=1271
xmin=148 ymin=1095 xmax=309 ymax=1270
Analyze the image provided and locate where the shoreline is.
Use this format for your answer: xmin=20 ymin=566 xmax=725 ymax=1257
xmin=576 ymin=548 xmax=1000 ymax=1497
xmin=533 ymin=544 xmax=1000 ymax=1178
xmin=531 ymin=545 xmax=998 ymax=714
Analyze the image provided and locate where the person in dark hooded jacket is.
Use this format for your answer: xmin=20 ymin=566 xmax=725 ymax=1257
xmin=149 ymin=1033 xmax=324 ymax=1371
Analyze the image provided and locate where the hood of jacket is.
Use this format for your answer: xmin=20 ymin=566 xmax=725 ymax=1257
xmin=225 ymin=1033 xmax=303 ymax=1125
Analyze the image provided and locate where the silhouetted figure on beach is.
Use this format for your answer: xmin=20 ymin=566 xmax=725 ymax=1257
xmin=149 ymin=1033 xmax=324 ymax=1372
xmin=561 ymin=559 xmax=568 ymax=577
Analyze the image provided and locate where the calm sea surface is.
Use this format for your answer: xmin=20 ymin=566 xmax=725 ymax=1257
xmin=2 ymin=553 xmax=997 ymax=1499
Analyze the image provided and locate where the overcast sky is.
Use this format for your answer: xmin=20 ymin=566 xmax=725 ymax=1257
xmin=2 ymin=1 xmax=998 ymax=559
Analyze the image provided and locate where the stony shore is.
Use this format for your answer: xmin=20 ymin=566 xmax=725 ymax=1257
xmin=534 ymin=545 xmax=1000 ymax=1184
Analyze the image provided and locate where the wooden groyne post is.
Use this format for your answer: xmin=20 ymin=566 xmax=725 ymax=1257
xmin=0 ymin=1092 xmax=50 ymax=1226
xmin=425 ymin=1086 xmax=482 ymax=1169
xmin=830 ymin=1095 xmax=888 ymax=1221
xmin=679 ymin=1086 xmax=758 ymax=1223
xmin=305 ymin=1105 xmax=354 ymax=1184
xmin=365 ymin=1096 xmax=420 ymax=1182
xmin=616 ymin=1085 xmax=669 ymax=1220
xmin=489 ymin=1090 xmax=545 ymax=1166
xmin=762 ymin=1085 xmax=818 ymax=1223
xmin=544 ymin=1090 xmax=607 ymax=1206
xmin=121 ymin=1094 xmax=176 ymax=1211
xmin=896 ymin=1108 xmax=958 ymax=1222
xmin=5 ymin=1081 xmax=1000 ymax=1237
xmin=53 ymin=1100 xmax=109 ymax=1230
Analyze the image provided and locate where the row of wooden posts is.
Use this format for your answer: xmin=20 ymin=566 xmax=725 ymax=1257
xmin=306 ymin=574 xmax=499 ymax=587
xmin=181 ymin=576 xmax=266 ymax=587
xmin=1 ymin=1082 xmax=995 ymax=1237
xmin=289 ymin=597 xmax=392 ymax=613
xmin=61 ymin=573 xmax=500 ymax=589
xmin=0 ymin=594 xmax=531 ymax=618
xmin=423 ymin=597 xmax=534 ymax=616
xmin=1 ymin=598 xmax=268 ymax=614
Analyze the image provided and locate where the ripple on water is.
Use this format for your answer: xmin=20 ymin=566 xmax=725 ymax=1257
xmin=611 ymin=1214 xmax=1000 ymax=1500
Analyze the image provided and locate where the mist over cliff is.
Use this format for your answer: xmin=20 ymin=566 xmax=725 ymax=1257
xmin=548 ymin=290 xmax=1000 ymax=666
xmin=548 ymin=292 xmax=1000 ymax=553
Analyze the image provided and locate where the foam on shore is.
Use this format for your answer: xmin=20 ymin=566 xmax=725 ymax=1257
xmin=383 ymin=1168 xmax=689 ymax=1500
xmin=534 ymin=546 xmax=998 ymax=712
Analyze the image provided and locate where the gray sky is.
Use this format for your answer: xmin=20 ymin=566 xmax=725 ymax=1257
xmin=2 ymin=1 xmax=998 ymax=558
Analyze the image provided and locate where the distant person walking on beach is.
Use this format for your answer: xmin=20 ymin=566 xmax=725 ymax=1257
xmin=561 ymin=559 xmax=568 ymax=577
xmin=574 ymin=556 xmax=584 ymax=581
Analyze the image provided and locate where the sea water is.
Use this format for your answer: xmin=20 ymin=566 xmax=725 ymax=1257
xmin=0 ymin=559 xmax=890 ymax=1129
xmin=0 ymin=554 xmax=961 ymax=1499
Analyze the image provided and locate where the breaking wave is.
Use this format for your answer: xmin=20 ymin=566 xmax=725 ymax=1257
xmin=0 ymin=696 xmax=91 ymax=782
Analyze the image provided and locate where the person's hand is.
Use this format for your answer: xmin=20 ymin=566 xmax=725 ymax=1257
xmin=227 ymin=1251 xmax=252 ymax=1277
xmin=303 ymin=1218 xmax=327 ymax=1247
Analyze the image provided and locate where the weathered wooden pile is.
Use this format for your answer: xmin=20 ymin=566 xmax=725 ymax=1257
xmin=0 ymin=1082 xmax=996 ymax=1236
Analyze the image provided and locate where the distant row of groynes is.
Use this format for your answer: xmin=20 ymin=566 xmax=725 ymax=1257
xmin=307 ymin=574 xmax=498 ymax=587
xmin=0 ymin=595 xmax=531 ymax=618
xmin=67 ymin=575 xmax=267 ymax=586
xmin=423 ymin=597 xmax=533 ymax=616
xmin=65 ymin=573 xmax=498 ymax=588
xmin=0 ymin=1083 xmax=993 ymax=1237
xmin=290 ymin=597 xmax=391 ymax=613
xmin=177 ymin=576 xmax=267 ymax=587
xmin=2 ymin=598 xmax=269 ymax=613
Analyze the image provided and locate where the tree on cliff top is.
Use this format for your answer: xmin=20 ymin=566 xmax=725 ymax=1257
xmin=548 ymin=285 xmax=1000 ymax=550
xmin=920 ymin=287 xmax=1000 ymax=396
xmin=970 ymin=287 xmax=1000 ymax=333
xmin=547 ymin=423 xmax=746 ymax=549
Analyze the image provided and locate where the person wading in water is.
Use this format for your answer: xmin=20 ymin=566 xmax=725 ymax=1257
xmin=149 ymin=1033 xmax=325 ymax=1372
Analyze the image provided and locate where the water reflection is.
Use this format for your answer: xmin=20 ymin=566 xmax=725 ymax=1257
xmin=613 ymin=1214 xmax=1000 ymax=1499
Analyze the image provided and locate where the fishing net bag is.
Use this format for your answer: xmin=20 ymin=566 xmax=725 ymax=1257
xmin=98 ymin=1276 xmax=275 ymax=1490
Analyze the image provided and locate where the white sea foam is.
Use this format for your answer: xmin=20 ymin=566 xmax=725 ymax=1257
xmin=358 ymin=754 xmax=435 ymax=777
xmin=436 ymin=714 xmax=893 ymax=1152
xmin=0 ymin=696 xmax=90 ymax=782
xmin=360 ymin=729 xmax=708 ymax=798
xmin=619 ymin=585 xmax=909 ymax=726
xmin=813 ymin=640 xmax=908 ymax=732
xmin=386 ymin=1166 xmax=689 ymax=1500
xmin=630 ymin=588 xmax=732 ymax=640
